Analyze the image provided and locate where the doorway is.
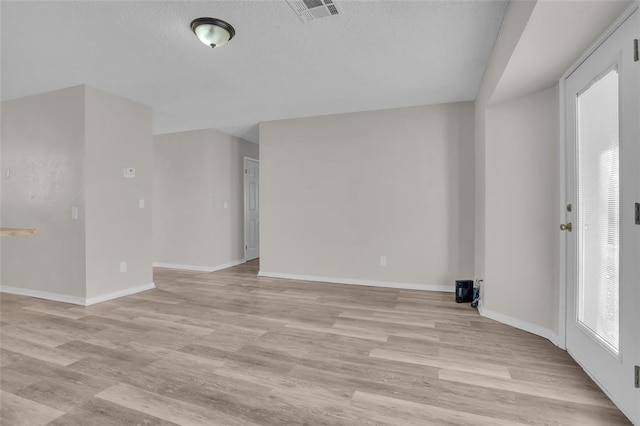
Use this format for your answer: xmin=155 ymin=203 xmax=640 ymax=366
xmin=244 ymin=157 xmax=260 ymax=261
xmin=562 ymin=7 xmax=639 ymax=423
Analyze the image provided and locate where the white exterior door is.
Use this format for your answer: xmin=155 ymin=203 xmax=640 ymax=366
xmin=244 ymin=157 xmax=260 ymax=261
xmin=563 ymin=8 xmax=639 ymax=424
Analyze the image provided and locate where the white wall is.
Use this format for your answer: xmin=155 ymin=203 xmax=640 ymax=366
xmin=1 ymin=85 xmax=154 ymax=304
xmin=84 ymin=86 xmax=153 ymax=299
xmin=474 ymin=1 xmax=560 ymax=339
xmin=153 ymin=128 xmax=258 ymax=270
xmin=474 ymin=0 xmax=536 ymax=286
xmin=259 ymin=103 xmax=475 ymax=290
xmin=484 ymin=86 xmax=559 ymax=333
xmin=1 ymin=86 xmax=87 ymax=298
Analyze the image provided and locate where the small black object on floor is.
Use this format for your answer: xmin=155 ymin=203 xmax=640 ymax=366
xmin=455 ymin=280 xmax=474 ymax=303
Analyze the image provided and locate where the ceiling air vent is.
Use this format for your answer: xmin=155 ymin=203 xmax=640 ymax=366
xmin=287 ymin=0 xmax=341 ymax=23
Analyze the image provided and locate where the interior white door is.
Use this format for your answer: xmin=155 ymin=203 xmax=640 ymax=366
xmin=244 ymin=158 xmax=260 ymax=261
xmin=564 ymin=8 xmax=639 ymax=424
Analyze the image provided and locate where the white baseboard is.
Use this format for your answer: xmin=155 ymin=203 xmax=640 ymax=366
xmin=257 ymin=271 xmax=454 ymax=293
xmin=0 ymin=282 xmax=155 ymax=306
xmin=152 ymin=259 xmax=245 ymax=273
xmin=478 ymin=303 xmax=560 ymax=347
xmin=85 ymin=282 xmax=156 ymax=306
xmin=0 ymin=286 xmax=86 ymax=305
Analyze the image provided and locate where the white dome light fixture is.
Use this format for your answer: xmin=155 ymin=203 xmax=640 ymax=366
xmin=190 ymin=17 xmax=236 ymax=48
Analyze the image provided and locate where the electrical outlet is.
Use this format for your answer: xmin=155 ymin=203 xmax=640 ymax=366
xmin=120 ymin=261 xmax=127 ymax=273
xmin=380 ymin=256 xmax=387 ymax=266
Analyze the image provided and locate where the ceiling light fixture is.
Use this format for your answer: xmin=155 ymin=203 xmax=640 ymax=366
xmin=190 ymin=17 xmax=236 ymax=48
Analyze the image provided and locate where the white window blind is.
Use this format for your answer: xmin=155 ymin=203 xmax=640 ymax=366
xmin=576 ymin=68 xmax=620 ymax=352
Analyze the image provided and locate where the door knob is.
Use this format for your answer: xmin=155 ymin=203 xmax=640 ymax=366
xmin=560 ymin=223 xmax=573 ymax=232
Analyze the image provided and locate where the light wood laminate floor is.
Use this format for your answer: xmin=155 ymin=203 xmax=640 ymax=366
xmin=0 ymin=260 xmax=631 ymax=425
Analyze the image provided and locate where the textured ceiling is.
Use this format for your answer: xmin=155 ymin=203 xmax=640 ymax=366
xmin=1 ymin=1 xmax=508 ymax=143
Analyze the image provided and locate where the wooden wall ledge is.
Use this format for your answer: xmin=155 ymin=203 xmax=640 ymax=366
xmin=1 ymin=228 xmax=37 ymax=237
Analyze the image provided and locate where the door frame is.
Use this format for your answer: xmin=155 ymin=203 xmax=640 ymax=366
xmin=243 ymin=156 xmax=260 ymax=262
xmin=558 ymin=1 xmax=639 ymax=351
